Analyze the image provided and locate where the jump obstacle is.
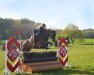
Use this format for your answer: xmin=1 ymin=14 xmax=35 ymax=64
xmin=4 ymin=36 xmax=68 ymax=74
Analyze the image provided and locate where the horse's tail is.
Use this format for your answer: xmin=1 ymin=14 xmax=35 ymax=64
xmin=20 ymin=40 xmax=25 ymax=51
xmin=21 ymin=40 xmax=33 ymax=52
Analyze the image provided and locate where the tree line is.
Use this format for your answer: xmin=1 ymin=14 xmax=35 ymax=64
xmin=56 ymin=23 xmax=94 ymax=44
xmin=0 ymin=18 xmax=41 ymax=39
xmin=0 ymin=18 xmax=94 ymax=43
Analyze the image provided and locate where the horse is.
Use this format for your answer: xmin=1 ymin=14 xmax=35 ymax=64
xmin=21 ymin=29 xmax=56 ymax=52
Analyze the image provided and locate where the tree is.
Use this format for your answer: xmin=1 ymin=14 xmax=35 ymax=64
xmin=73 ymin=30 xmax=84 ymax=44
xmin=83 ymin=29 xmax=94 ymax=38
xmin=64 ymin=23 xmax=84 ymax=44
xmin=64 ymin=23 xmax=79 ymax=30
xmin=0 ymin=18 xmax=36 ymax=39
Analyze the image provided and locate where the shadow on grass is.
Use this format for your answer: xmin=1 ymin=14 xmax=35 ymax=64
xmin=16 ymin=67 xmax=94 ymax=75
xmin=40 ymin=69 xmax=94 ymax=75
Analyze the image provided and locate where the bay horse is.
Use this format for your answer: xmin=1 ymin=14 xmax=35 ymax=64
xmin=21 ymin=29 xmax=56 ymax=52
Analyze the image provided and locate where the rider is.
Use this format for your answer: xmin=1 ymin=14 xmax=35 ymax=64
xmin=34 ymin=23 xmax=46 ymax=37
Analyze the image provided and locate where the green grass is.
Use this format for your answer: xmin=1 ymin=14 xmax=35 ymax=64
xmin=84 ymin=39 xmax=94 ymax=45
xmin=68 ymin=45 xmax=94 ymax=75
xmin=0 ymin=44 xmax=94 ymax=75
xmin=0 ymin=50 xmax=5 ymax=74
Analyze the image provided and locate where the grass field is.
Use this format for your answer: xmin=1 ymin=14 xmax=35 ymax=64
xmin=0 ymin=44 xmax=94 ymax=75
xmin=84 ymin=39 xmax=94 ymax=45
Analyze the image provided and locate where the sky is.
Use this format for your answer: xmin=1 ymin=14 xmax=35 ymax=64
xmin=0 ymin=0 xmax=94 ymax=29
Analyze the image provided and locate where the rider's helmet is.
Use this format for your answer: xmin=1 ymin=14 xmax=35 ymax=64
xmin=41 ymin=23 xmax=46 ymax=29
